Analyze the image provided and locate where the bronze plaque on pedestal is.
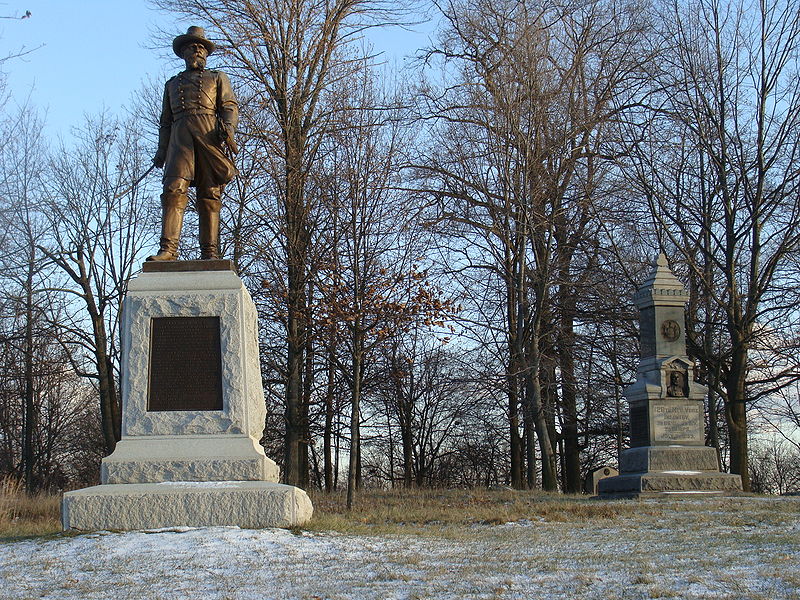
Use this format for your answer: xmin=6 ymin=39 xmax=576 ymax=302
xmin=148 ymin=316 xmax=223 ymax=411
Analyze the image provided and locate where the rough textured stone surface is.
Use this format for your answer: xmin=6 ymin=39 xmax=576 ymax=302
xmin=101 ymin=436 xmax=279 ymax=484
xmin=121 ymin=270 xmax=265 ymax=439
xmin=620 ymin=445 xmax=720 ymax=473
xmin=103 ymin=459 xmax=270 ymax=484
xmin=62 ymin=482 xmax=313 ymax=530
xmin=598 ymin=471 xmax=744 ymax=496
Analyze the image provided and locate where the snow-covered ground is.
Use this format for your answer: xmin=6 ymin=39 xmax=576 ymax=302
xmin=1 ymin=497 xmax=799 ymax=599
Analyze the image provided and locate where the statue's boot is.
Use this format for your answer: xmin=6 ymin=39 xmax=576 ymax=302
xmin=198 ymin=196 xmax=222 ymax=260
xmin=147 ymin=191 xmax=188 ymax=261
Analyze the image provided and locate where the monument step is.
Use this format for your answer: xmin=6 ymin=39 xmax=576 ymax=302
xmin=62 ymin=481 xmax=312 ymax=530
xmin=101 ymin=435 xmax=280 ymax=484
xmin=598 ymin=471 xmax=743 ymax=497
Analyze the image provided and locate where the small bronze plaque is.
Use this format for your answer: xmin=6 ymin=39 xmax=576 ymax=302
xmin=148 ymin=316 xmax=223 ymax=411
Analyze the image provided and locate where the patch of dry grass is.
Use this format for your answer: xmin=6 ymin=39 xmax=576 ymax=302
xmin=306 ymin=487 xmax=664 ymax=534
xmin=4 ymin=479 xmax=798 ymax=544
xmin=0 ymin=477 xmax=61 ymax=539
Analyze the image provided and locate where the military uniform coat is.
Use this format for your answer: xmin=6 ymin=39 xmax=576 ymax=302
xmin=157 ymin=68 xmax=238 ymax=189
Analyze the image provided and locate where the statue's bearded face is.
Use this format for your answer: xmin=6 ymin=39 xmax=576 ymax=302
xmin=182 ymin=42 xmax=208 ymax=70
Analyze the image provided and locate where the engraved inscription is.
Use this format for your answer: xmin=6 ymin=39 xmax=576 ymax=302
xmin=651 ymin=401 xmax=703 ymax=443
xmin=148 ymin=316 xmax=223 ymax=411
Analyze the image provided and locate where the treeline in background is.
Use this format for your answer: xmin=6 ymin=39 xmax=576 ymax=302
xmin=2 ymin=0 xmax=800 ymax=500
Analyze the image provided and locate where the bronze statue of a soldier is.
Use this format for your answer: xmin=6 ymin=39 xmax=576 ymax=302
xmin=148 ymin=26 xmax=238 ymax=262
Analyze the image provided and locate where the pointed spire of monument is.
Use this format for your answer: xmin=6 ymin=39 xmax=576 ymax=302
xmin=639 ymin=252 xmax=685 ymax=292
xmin=633 ymin=252 xmax=688 ymax=308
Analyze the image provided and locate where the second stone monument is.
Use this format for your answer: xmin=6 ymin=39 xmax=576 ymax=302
xmin=599 ymin=254 xmax=742 ymax=497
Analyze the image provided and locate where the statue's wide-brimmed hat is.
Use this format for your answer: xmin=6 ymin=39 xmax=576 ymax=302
xmin=173 ymin=26 xmax=216 ymax=57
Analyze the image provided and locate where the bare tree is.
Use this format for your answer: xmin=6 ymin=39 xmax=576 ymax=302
xmin=0 ymin=105 xmax=107 ymax=493
xmin=416 ymin=0 xmax=652 ymax=490
xmin=370 ymin=330 xmax=480 ymax=488
xmin=749 ymin=436 xmax=800 ymax=495
xmin=0 ymin=105 xmax=53 ymax=492
xmin=40 ymin=113 xmax=155 ymax=455
xmin=310 ymin=62 xmax=453 ymax=505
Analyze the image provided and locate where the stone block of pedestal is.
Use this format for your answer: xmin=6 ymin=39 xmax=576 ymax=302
xmin=63 ymin=482 xmax=312 ymax=530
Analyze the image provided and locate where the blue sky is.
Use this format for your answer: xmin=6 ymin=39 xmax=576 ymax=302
xmin=1 ymin=1 xmax=435 ymax=137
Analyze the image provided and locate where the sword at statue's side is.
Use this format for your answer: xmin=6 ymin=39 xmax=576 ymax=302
xmin=112 ymin=164 xmax=157 ymax=201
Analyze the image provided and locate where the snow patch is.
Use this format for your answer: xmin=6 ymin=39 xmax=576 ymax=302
xmin=155 ymin=481 xmax=245 ymax=488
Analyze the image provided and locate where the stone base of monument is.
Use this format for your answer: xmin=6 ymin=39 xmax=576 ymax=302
xmin=101 ymin=435 xmax=280 ymax=484
xmin=62 ymin=481 xmax=313 ymax=530
xmin=598 ymin=445 xmax=743 ymax=498
xmin=61 ymin=262 xmax=313 ymax=531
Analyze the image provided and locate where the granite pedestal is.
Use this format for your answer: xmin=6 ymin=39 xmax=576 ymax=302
xmin=63 ymin=261 xmax=312 ymax=529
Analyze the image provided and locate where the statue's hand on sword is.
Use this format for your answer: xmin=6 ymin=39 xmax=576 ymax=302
xmin=217 ymin=121 xmax=238 ymax=155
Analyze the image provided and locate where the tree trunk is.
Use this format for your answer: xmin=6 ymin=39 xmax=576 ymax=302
xmin=23 ymin=251 xmax=35 ymax=494
xmin=285 ymin=279 xmax=304 ymax=487
xmin=92 ymin=315 xmax=120 ymax=455
xmin=522 ymin=386 xmax=537 ymax=489
xmin=346 ymin=344 xmax=363 ymax=509
xmin=725 ymin=347 xmax=750 ymax=491
xmin=81 ymin=258 xmax=120 ymax=455
xmin=527 ymin=332 xmax=558 ymax=491
xmin=300 ymin=298 xmax=315 ymax=489
xmin=508 ymin=369 xmax=524 ymax=489
xmin=323 ymin=343 xmax=335 ymax=492
xmin=391 ymin=349 xmax=415 ymax=488
xmin=45 ymin=249 xmax=124 ymax=457
xmin=707 ymin=387 xmax=722 ymax=467
xmin=283 ymin=131 xmax=308 ymax=488
xmin=400 ymin=404 xmax=414 ymax=487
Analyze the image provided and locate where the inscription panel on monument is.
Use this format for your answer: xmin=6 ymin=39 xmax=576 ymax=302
xmin=148 ymin=316 xmax=223 ymax=411
xmin=650 ymin=400 xmax=703 ymax=444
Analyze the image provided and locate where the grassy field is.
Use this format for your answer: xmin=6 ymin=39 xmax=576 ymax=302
xmin=2 ymin=481 xmax=718 ymax=538
xmin=0 ymin=478 xmax=61 ymax=539
xmin=1 ymin=481 xmax=797 ymax=538
xmin=306 ymin=487 xmax=666 ymax=533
